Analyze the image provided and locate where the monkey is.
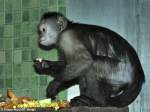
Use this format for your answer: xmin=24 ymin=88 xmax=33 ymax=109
xmin=33 ymin=12 xmax=145 ymax=107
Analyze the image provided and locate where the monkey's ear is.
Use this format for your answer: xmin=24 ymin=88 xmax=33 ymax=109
xmin=57 ymin=16 xmax=68 ymax=31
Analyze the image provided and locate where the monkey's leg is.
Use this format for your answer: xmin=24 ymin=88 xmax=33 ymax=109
xmin=70 ymin=74 xmax=107 ymax=107
xmin=57 ymin=78 xmax=79 ymax=92
xmin=70 ymin=95 xmax=98 ymax=107
xmin=46 ymin=78 xmax=78 ymax=99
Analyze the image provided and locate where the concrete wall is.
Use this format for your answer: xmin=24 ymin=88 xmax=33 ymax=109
xmin=67 ymin=0 xmax=150 ymax=112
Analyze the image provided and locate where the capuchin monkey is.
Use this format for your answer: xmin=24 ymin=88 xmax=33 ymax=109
xmin=33 ymin=12 xmax=145 ymax=107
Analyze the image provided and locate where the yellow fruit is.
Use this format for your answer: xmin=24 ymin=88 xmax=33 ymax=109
xmin=13 ymin=105 xmax=16 ymax=109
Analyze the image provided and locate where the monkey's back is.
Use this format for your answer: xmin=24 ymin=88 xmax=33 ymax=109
xmin=67 ymin=23 xmax=141 ymax=66
xmin=65 ymin=22 xmax=145 ymax=106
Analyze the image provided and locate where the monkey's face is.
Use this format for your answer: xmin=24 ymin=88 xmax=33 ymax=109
xmin=38 ymin=19 xmax=60 ymax=47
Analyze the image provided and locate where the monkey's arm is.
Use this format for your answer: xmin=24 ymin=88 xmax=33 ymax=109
xmin=33 ymin=59 xmax=66 ymax=76
xmin=46 ymin=48 xmax=93 ymax=98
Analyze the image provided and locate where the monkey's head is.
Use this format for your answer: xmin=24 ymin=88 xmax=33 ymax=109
xmin=37 ymin=12 xmax=69 ymax=49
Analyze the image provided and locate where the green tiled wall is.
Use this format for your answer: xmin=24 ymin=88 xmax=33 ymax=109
xmin=0 ymin=0 xmax=67 ymax=100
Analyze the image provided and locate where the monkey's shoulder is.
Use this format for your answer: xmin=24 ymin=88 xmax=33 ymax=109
xmin=57 ymin=29 xmax=87 ymax=55
xmin=63 ymin=23 xmax=132 ymax=48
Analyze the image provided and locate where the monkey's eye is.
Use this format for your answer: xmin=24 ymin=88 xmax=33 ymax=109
xmin=42 ymin=28 xmax=45 ymax=32
xmin=40 ymin=24 xmax=47 ymax=33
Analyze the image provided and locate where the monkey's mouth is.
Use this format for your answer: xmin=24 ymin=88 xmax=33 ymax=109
xmin=38 ymin=42 xmax=56 ymax=50
xmin=40 ymin=38 xmax=46 ymax=42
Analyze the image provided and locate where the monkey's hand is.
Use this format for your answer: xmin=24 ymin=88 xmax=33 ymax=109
xmin=46 ymin=80 xmax=61 ymax=100
xmin=33 ymin=58 xmax=51 ymax=74
xmin=33 ymin=58 xmax=66 ymax=75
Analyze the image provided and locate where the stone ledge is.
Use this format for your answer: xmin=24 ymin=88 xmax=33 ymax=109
xmin=0 ymin=107 xmax=129 ymax=112
xmin=60 ymin=106 xmax=129 ymax=112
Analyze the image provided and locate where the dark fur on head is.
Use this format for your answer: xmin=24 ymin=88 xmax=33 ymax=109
xmin=41 ymin=12 xmax=69 ymax=21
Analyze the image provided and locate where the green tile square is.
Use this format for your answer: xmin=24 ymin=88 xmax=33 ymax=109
xmin=12 ymin=0 xmax=21 ymax=11
xmin=0 ymin=79 xmax=5 ymax=89
xmin=30 ymin=89 xmax=39 ymax=99
xmin=40 ymin=76 xmax=47 ymax=86
xmin=13 ymin=90 xmax=25 ymax=96
xmin=13 ymin=38 xmax=21 ymax=49
xmin=13 ymin=12 xmax=21 ymax=24
xmin=4 ymin=38 xmax=13 ymax=50
xmin=14 ymin=24 xmax=21 ymax=36
xmin=48 ymin=49 xmax=58 ymax=61
xmin=21 ymin=23 xmax=30 ymax=34
xmin=40 ymin=0 xmax=49 ymax=8
xmin=0 ymin=64 xmax=5 ymax=78
xmin=0 ymin=25 xmax=4 ymax=36
xmin=22 ymin=49 xmax=31 ymax=61
xmin=58 ymin=90 xmax=67 ymax=100
xmin=12 ymin=78 xmax=24 ymax=89
xmin=22 ymin=36 xmax=30 ymax=48
xmin=58 ymin=0 xmax=66 ymax=6
xmin=30 ymin=0 xmax=39 ymax=8
xmin=38 ymin=88 xmax=47 ymax=99
xmin=49 ymin=0 xmax=58 ymax=7
xmin=29 ymin=22 xmax=38 ymax=35
xmin=29 ymin=8 xmax=39 ymax=21
xmin=22 ymin=0 xmax=30 ymax=9
xmin=40 ymin=8 xmax=49 ymax=16
xmin=29 ymin=76 xmax=39 ymax=89
xmin=31 ymin=49 xmax=38 ymax=60
xmin=23 ymin=90 xmax=31 ymax=96
xmin=0 ymin=50 xmax=5 ymax=64
xmin=37 ymin=49 xmax=49 ymax=60
xmin=30 ymin=36 xmax=38 ymax=49
xmin=6 ymin=78 xmax=12 ymax=88
xmin=4 ymin=36 xmax=13 ymax=38
xmin=0 ymin=13 xmax=5 ymax=25
xmin=4 ymin=25 xmax=14 ymax=36
xmin=31 ymin=67 xmax=37 ymax=75
xmin=13 ymin=64 xmax=22 ymax=77
xmin=5 ymin=13 xmax=13 ymax=24
xmin=38 ymin=49 xmax=58 ymax=61
xmin=12 ymin=77 xmax=29 ymax=89
xmin=5 ymin=64 xmax=12 ymax=78
xmin=13 ymin=50 xmax=22 ymax=64
xmin=1 ymin=89 xmax=7 ymax=96
xmin=5 ymin=0 xmax=12 ymax=12
xmin=0 ymin=39 xmax=4 ymax=50
xmin=58 ymin=6 xmax=66 ymax=15
xmin=22 ymin=10 xmax=29 ymax=22
xmin=48 ymin=7 xmax=58 ymax=12
xmin=21 ymin=77 xmax=29 ymax=88
xmin=5 ymin=50 xmax=12 ymax=63
xmin=0 ymin=0 xmax=4 ymax=12
xmin=21 ymin=62 xmax=32 ymax=76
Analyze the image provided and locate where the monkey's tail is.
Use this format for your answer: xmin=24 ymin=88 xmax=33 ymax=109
xmin=108 ymin=66 xmax=145 ymax=107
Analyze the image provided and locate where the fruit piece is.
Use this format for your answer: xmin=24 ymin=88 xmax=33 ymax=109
xmin=58 ymin=101 xmax=70 ymax=108
xmin=13 ymin=105 xmax=16 ymax=109
xmin=7 ymin=89 xmax=17 ymax=100
xmin=36 ymin=58 xmax=42 ymax=62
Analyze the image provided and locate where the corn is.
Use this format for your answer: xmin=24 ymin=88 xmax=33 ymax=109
xmin=5 ymin=99 xmax=69 ymax=109
xmin=13 ymin=105 xmax=16 ymax=109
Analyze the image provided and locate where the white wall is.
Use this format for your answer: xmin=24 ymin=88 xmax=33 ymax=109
xmin=67 ymin=0 xmax=150 ymax=112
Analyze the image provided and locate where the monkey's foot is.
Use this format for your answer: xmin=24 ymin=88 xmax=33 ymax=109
xmin=70 ymin=95 xmax=98 ymax=107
